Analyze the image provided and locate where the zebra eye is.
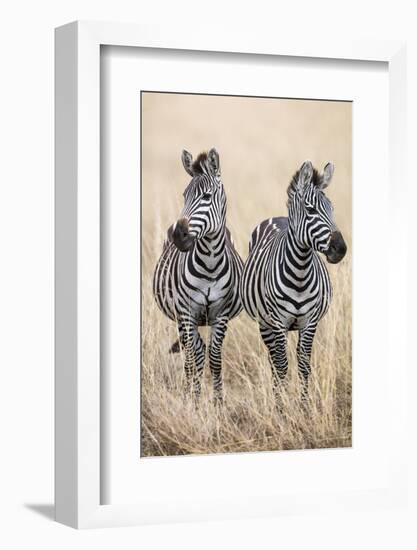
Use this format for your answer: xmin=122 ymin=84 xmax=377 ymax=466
xmin=305 ymin=205 xmax=316 ymax=215
xmin=202 ymin=193 xmax=212 ymax=200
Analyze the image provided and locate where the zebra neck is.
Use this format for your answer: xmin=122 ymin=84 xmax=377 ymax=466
xmin=194 ymin=226 xmax=227 ymax=260
xmin=282 ymin=227 xmax=314 ymax=270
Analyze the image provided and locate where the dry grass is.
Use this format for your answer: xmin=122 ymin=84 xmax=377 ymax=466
xmin=141 ymin=251 xmax=351 ymax=457
xmin=141 ymin=92 xmax=352 ymax=457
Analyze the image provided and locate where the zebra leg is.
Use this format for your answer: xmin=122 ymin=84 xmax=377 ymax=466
xmin=178 ymin=320 xmax=206 ymax=399
xmin=297 ymin=325 xmax=317 ymax=402
xmin=208 ymin=317 xmax=228 ymax=403
xmin=260 ymin=325 xmax=288 ymax=394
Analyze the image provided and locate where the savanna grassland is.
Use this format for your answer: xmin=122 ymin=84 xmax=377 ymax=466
xmin=141 ymin=92 xmax=352 ymax=457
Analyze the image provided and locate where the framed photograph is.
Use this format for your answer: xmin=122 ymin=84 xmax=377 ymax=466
xmin=139 ymin=91 xmax=352 ymax=459
xmin=55 ymin=21 xmax=407 ymax=528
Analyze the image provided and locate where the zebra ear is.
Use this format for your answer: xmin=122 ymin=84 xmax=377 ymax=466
xmin=297 ymin=160 xmax=313 ymax=195
xmin=182 ymin=150 xmax=194 ymax=177
xmin=320 ymin=162 xmax=334 ymax=190
xmin=207 ymin=147 xmax=220 ymax=176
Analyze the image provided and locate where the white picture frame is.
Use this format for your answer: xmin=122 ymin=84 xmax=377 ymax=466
xmin=55 ymin=21 xmax=407 ymax=529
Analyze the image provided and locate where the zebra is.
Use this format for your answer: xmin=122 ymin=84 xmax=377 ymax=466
xmin=153 ymin=148 xmax=243 ymax=401
xmin=240 ymin=160 xmax=347 ymax=402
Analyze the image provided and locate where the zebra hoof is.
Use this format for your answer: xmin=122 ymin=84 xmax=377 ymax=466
xmin=274 ymin=400 xmax=285 ymax=416
xmin=213 ymin=394 xmax=224 ymax=407
xmin=300 ymin=394 xmax=311 ymax=413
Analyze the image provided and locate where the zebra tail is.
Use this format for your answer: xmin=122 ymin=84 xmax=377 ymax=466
xmin=169 ymin=339 xmax=181 ymax=354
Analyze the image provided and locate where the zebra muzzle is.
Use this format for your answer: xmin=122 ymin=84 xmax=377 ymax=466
xmin=324 ymin=231 xmax=347 ymax=264
xmin=172 ymin=218 xmax=195 ymax=252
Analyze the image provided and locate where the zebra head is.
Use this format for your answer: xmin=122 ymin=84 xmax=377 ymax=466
xmin=171 ymin=148 xmax=226 ymax=252
xmin=288 ymin=160 xmax=347 ymax=264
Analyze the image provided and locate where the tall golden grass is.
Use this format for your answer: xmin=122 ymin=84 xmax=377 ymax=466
xmin=141 ymin=92 xmax=352 ymax=457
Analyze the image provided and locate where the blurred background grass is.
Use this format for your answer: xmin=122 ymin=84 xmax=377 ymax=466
xmin=141 ymin=92 xmax=352 ymax=457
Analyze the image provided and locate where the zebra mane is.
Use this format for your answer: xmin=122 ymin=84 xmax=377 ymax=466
xmin=192 ymin=152 xmax=209 ymax=174
xmin=287 ymin=167 xmax=323 ymax=199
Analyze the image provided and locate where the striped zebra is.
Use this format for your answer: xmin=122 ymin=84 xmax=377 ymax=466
xmin=240 ymin=160 xmax=347 ymax=401
xmin=153 ymin=148 xmax=243 ymax=401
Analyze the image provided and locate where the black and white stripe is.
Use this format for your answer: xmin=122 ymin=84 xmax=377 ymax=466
xmin=240 ymin=161 xmax=347 ymax=400
xmin=153 ymin=148 xmax=243 ymax=400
